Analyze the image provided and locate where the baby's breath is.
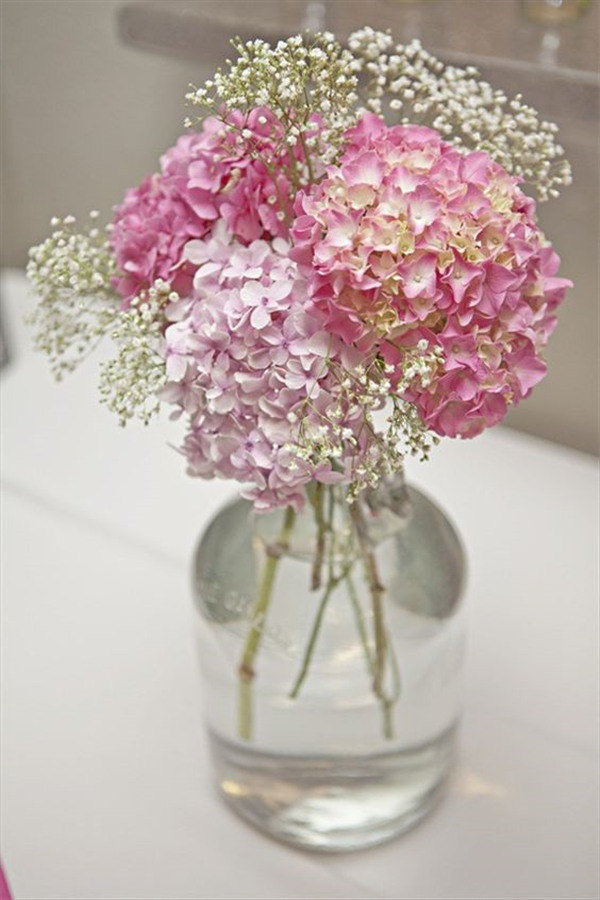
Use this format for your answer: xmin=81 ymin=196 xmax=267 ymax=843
xmin=98 ymin=281 xmax=172 ymax=426
xmin=348 ymin=29 xmax=572 ymax=200
xmin=287 ymin=342 xmax=443 ymax=501
xmin=26 ymin=216 xmax=170 ymax=426
xmin=187 ymin=32 xmax=359 ymax=174
xmin=26 ymin=214 xmax=117 ymax=379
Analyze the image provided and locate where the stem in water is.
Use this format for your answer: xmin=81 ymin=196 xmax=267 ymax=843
xmin=349 ymin=500 xmax=397 ymax=740
xmin=310 ymin=482 xmax=326 ymax=591
xmin=238 ymin=505 xmax=296 ymax=741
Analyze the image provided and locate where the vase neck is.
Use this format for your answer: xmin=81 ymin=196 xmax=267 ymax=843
xmin=252 ymin=472 xmax=411 ymax=562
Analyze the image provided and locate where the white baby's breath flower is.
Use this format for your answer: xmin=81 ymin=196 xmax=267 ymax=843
xmin=98 ymin=281 xmax=171 ymax=426
xmin=186 ymin=31 xmax=360 ymax=178
xmin=347 ymin=30 xmax=571 ymax=199
xmin=26 ymin=217 xmax=117 ymax=379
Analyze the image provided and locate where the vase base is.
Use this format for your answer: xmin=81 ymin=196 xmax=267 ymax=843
xmin=209 ymin=726 xmax=457 ymax=852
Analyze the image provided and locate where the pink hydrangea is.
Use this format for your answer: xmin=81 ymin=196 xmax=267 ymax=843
xmin=111 ymin=108 xmax=305 ymax=304
xmin=291 ymin=113 xmax=571 ymax=438
xmin=160 ymin=231 xmax=364 ymax=511
xmin=110 ymin=173 xmax=206 ymax=305
xmin=160 ymin=109 xmax=296 ymax=244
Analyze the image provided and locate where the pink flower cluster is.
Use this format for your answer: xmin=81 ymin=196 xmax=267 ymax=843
xmin=292 ymin=114 xmax=571 ymax=437
xmin=106 ymin=105 xmax=570 ymax=508
xmin=111 ymin=109 xmax=297 ymax=304
xmin=161 ymin=227 xmax=360 ymax=510
xmin=110 ymin=173 xmax=205 ymax=305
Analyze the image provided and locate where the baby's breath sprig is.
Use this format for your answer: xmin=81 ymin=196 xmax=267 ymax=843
xmin=98 ymin=280 xmax=173 ymax=427
xmin=186 ymin=32 xmax=359 ymax=176
xmin=286 ymin=341 xmax=442 ymax=501
xmin=347 ymin=29 xmax=572 ymax=201
xmin=385 ymin=338 xmax=443 ymax=462
xmin=26 ymin=213 xmax=118 ymax=379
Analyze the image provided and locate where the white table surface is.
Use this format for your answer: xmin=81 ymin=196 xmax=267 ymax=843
xmin=1 ymin=268 xmax=598 ymax=900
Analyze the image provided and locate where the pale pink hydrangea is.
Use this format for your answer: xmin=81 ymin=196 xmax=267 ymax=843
xmin=160 ymin=230 xmax=364 ymax=511
xmin=291 ymin=113 xmax=571 ymax=438
xmin=111 ymin=108 xmax=302 ymax=304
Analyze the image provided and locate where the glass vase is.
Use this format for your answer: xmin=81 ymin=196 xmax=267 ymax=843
xmin=192 ymin=474 xmax=466 ymax=851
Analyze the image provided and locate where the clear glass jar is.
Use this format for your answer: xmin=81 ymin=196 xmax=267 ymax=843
xmin=192 ymin=476 xmax=466 ymax=851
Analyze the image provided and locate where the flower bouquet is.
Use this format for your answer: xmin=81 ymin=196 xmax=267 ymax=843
xmin=28 ymin=28 xmax=571 ymax=849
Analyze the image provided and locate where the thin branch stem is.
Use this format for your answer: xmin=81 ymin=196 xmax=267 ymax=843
xmin=288 ymin=562 xmax=352 ymax=699
xmin=350 ymin=502 xmax=387 ymax=695
xmin=349 ymin=500 xmax=398 ymax=740
xmin=289 ymin=487 xmax=349 ymax=699
xmin=310 ymin=482 xmax=326 ymax=591
xmin=379 ymin=642 xmax=402 ymax=741
xmin=345 ymin=570 xmax=374 ymax=678
xmin=238 ymin=505 xmax=296 ymax=741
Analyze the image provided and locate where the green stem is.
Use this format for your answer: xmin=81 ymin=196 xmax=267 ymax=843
xmin=345 ymin=570 xmax=374 ymax=678
xmin=380 ymin=644 xmax=402 ymax=741
xmin=348 ymin=560 xmax=401 ymax=741
xmin=350 ymin=504 xmax=387 ymax=694
xmin=388 ymin=639 xmax=402 ymax=705
xmin=369 ymin=554 xmax=388 ymax=697
xmin=309 ymin=482 xmax=326 ymax=591
xmin=349 ymin=501 xmax=398 ymax=740
xmin=298 ymin=128 xmax=315 ymax=184
xmin=238 ymin=505 xmax=296 ymax=741
xmin=289 ymin=488 xmax=347 ymax=699
xmin=289 ymin=574 xmax=335 ymax=699
xmin=286 ymin=492 xmax=401 ymax=742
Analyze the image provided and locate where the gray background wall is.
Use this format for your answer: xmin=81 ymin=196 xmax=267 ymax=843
xmin=1 ymin=0 xmax=598 ymax=454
